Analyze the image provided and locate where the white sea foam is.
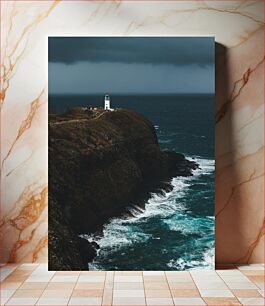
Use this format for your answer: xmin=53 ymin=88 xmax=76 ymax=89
xmin=81 ymin=225 xmax=152 ymax=250
xmin=188 ymin=156 xmax=215 ymax=175
xmin=166 ymin=239 xmax=215 ymax=270
xmin=202 ymin=247 xmax=215 ymax=269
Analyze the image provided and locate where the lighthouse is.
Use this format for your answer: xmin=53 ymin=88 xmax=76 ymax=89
xmin=104 ymin=93 xmax=111 ymax=110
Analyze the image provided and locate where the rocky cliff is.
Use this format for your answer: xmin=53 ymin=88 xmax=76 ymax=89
xmin=48 ymin=108 xmax=198 ymax=270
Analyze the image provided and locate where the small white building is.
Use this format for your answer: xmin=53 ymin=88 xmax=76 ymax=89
xmin=104 ymin=93 xmax=113 ymax=111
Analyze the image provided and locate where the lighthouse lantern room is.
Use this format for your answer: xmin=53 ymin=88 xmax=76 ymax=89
xmin=104 ymin=93 xmax=111 ymax=110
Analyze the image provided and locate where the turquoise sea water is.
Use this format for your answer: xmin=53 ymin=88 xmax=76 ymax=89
xmin=49 ymin=94 xmax=215 ymax=270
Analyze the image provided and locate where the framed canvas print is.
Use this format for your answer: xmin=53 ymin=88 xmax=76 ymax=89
xmin=48 ymin=37 xmax=215 ymax=271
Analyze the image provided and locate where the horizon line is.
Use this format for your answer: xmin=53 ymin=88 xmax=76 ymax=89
xmin=49 ymin=92 xmax=214 ymax=96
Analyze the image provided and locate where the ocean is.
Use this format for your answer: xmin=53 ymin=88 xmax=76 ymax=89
xmin=49 ymin=94 xmax=215 ymax=270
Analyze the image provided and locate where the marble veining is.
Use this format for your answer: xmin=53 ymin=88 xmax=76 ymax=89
xmin=0 ymin=0 xmax=264 ymax=264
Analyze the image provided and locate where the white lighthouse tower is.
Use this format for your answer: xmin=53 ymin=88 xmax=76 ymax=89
xmin=104 ymin=93 xmax=111 ymax=110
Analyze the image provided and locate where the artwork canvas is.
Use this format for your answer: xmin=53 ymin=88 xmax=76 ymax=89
xmin=48 ymin=37 xmax=215 ymax=271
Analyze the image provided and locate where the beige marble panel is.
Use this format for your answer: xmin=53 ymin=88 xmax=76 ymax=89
xmin=0 ymin=0 xmax=264 ymax=264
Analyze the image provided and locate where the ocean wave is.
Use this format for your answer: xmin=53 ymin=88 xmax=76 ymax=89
xmin=167 ymin=244 xmax=215 ymax=270
xmin=188 ymin=156 xmax=214 ymax=173
xmin=82 ymin=156 xmax=215 ymax=270
xmin=163 ymin=214 xmax=214 ymax=235
xmin=159 ymin=139 xmax=172 ymax=144
xmin=81 ymin=225 xmax=152 ymax=250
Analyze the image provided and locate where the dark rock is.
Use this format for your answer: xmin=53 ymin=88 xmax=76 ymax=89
xmin=78 ymin=237 xmax=98 ymax=264
xmin=48 ymin=195 xmax=88 ymax=270
xmin=48 ymin=108 xmax=198 ymax=270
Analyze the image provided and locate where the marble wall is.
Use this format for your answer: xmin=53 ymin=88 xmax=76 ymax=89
xmin=0 ymin=0 xmax=264 ymax=264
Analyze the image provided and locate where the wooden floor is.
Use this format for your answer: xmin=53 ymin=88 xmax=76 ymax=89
xmin=0 ymin=263 xmax=264 ymax=305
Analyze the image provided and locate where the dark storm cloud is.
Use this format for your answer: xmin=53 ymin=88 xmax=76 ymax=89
xmin=48 ymin=37 xmax=214 ymax=94
xmin=48 ymin=37 xmax=214 ymax=66
xmin=49 ymin=61 xmax=214 ymax=94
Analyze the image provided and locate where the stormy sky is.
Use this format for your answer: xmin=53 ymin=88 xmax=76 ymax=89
xmin=48 ymin=37 xmax=214 ymax=95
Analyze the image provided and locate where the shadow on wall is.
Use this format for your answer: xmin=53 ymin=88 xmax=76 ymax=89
xmin=215 ymin=42 xmax=230 ymax=265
